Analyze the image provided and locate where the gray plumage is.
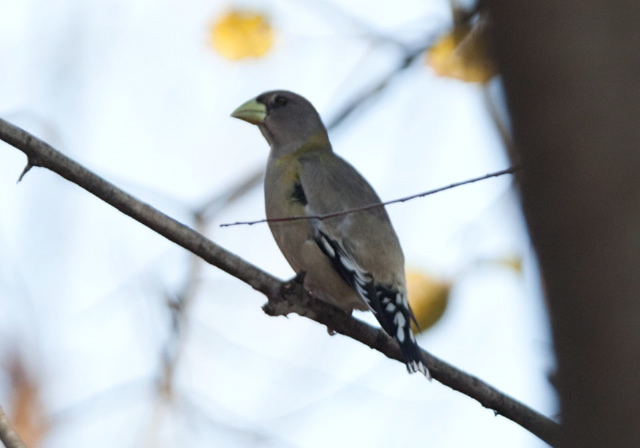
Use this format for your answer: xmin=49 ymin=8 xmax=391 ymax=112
xmin=232 ymin=90 xmax=430 ymax=377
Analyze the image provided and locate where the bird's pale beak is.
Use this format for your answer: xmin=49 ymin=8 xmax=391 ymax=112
xmin=231 ymin=98 xmax=267 ymax=125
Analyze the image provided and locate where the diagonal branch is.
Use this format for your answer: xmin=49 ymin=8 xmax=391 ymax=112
xmin=0 ymin=118 xmax=559 ymax=446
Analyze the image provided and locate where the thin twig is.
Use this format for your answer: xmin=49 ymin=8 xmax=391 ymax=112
xmin=0 ymin=118 xmax=559 ymax=446
xmin=326 ymin=43 xmax=430 ymax=130
xmin=220 ymin=166 xmax=520 ymax=227
xmin=146 ymin=174 xmax=264 ymax=446
xmin=194 ymin=168 xmax=264 ymax=222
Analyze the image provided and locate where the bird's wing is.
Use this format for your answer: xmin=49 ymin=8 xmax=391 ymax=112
xmin=314 ymin=220 xmax=427 ymax=376
xmin=298 ymin=152 xmax=419 ymax=334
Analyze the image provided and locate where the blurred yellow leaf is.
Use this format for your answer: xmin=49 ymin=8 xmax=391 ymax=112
xmin=496 ymin=255 xmax=523 ymax=273
xmin=8 ymin=353 xmax=48 ymax=447
xmin=486 ymin=254 xmax=523 ymax=274
xmin=406 ymin=268 xmax=451 ymax=333
xmin=210 ymin=10 xmax=274 ymax=60
xmin=427 ymin=20 xmax=496 ymax=83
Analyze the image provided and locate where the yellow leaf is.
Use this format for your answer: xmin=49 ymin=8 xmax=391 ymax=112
xmin=427 ymin=20 xmax=496 ymax=83
xmin=8 ymin=353 xmax=48 ymax=447
xmin=210 ymin=10 xmax=275 ymax=61
xmin=488 ymin=254 xmax=523 ymax=274
xmin=406 ymin=268 xmax=451 ymax=333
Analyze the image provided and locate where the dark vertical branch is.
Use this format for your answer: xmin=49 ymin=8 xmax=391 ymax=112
xmin=487 ymin=2 xmax=640 ymax=447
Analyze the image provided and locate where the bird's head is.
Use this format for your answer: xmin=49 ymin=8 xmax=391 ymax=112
xmin=231 ymin=90 xmax=330 ymax=153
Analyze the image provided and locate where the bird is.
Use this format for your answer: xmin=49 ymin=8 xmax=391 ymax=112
xmin=231 ymin=90 xmax=430 ymax=378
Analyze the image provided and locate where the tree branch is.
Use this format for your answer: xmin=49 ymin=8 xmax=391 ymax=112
xmin=0 ymin=118 xmax=559 ymax=446
xmin=0 ymin=406 xmax=27 ymax=448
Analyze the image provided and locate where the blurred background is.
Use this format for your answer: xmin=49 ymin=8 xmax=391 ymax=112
xmin=0 ymin=0 xmax=556 ymax=446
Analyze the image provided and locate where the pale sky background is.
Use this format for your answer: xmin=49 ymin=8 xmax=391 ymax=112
xmin=0 ymin=0 xmax=556 ymax=447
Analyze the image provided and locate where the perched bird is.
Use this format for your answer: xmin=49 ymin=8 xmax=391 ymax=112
xmin=231 ymin=90 xmax=430 ymax=377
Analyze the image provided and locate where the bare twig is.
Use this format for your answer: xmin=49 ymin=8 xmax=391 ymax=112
xmin=306 ymin=0 xmax=407 ymax=48
xmin=146 ymin=174 xmax=264 ymax=446
xmin=194 ymin=168 xmax=264 ymax=222
xmin=0 ymin=118 xmax=559 ymax=446
xmin=0 ymin=407 xmax=27 ymax=448
xmin=326 ymin=43 xmax=430 ymax=130
xmin=220 ymin=166 xmax=520 ymax=227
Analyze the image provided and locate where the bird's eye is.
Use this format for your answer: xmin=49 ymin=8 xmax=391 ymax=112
xmin=272 ymin=95 xmax=288 ymax=109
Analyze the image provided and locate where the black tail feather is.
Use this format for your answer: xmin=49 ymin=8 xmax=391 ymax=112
xmin=376 ymin=285 xmax=431 ymax=378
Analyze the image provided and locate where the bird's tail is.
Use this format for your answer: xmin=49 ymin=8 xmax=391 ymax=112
xmin=374 ymin=285 xmax=431 ymax=379
xmin=397 ymin=325 xmax=431 ymax=378
xmin=313 ymin=232 xmax=431 ymax=378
